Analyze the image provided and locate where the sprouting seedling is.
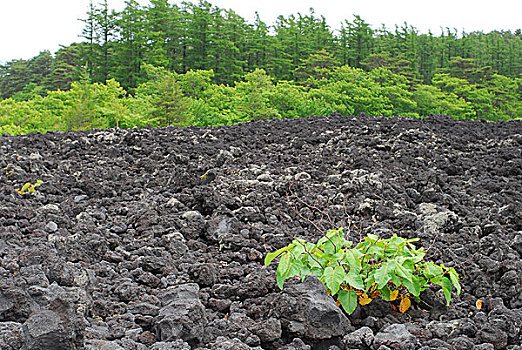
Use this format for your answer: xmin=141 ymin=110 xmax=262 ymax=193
xmin=265 ymin=228 xmax=461 ymax=315
xmin=16 ymin=180 xmax=43 ymax=195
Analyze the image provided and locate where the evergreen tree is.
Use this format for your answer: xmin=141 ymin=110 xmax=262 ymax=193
xmin=113 ymin=0 xmax=146 ymax=89
xmin=339 ymin=15 xmax=374 ymax=68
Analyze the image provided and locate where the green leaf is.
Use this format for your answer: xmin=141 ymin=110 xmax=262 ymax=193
xmin=264 ymin=246 xmax=290 ymax=266
xmin=317 ymin=229 xmax=338 ymax=247
xmin=424 ymin=262 xmax=443 ymax=280
xmin=306 ymin=254 xmax=322 ymax=269
xmin=366 ymin=234 xmax=379 ymax=242
xmin=367 ymin=244 xmax=385 ymax=257
xmin=389 ymin=234 xmax=406 ymax=246
xmin=395 ymin=259 xmax=413 ymax=283
xmin=322 ymin=266 xmax=346 ymax=295
xmin=276 ymin=267 xmax=285 ymax=290
xmin=374 ymin=260 xmax=397 ymax=288
xmin=311 ymin=267 xmax=323 ymax=278
xmin=408 ymin=249 xmax=426 ymax=263
xmin=344 ymin=273 xmax=365 ymax=291
xmin=276 ymin=252 xmax=291 ymax=275
xmin=276 ymin=253 xmax=291 ymax=289
xmin=323 ymin=239 xmax=336 ymax=256
xmin=276 ymin=253 xmax=304 ymax=289
xmin=346 ymin=249 xmax=362 ymax=268
xmin=331 ymin=252 xmax=346 ymax=263
xmin=364 ymin=272 xmax=375 ymax=290
xmin=300 ymin=265 xmax=311 ymax=282
xmin=402 ymin=259 xmax=414 ymax=271
xmin=441 ymin=276 xmax=452 ymax=305
xmin=380 ymin=284 xmax=392 ymax=301
xmin=338 ymin=289 xmax=358 ymax=314
xmin=391 ymin=273 xmax=402 ymax=288
xmin=402 ymin=275 xmax=421 ymax=297
xmin=290 ymin=241 xmax=306 ymax=256
xmin=286 ymin=259 xmax=304 ymax=279
xmin=449 ymin=269 xmax=461 ymax=296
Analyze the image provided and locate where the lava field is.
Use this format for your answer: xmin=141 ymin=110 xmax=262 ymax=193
xmin=0 ymin=114 xmax=521 ymax=350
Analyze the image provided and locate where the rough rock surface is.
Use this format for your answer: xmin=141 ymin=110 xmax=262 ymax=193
xmin=1 ymin=114 xmax=521 ymax=349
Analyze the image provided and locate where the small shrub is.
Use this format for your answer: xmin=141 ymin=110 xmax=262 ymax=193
xmin=265 ymin=228 xmax=461 ymax=314
xmin=16 ymin=180 xmax=43 ymax=195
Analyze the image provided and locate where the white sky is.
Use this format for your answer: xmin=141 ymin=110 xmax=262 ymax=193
xmin=0 ymin=0 xmax=520 ymax=62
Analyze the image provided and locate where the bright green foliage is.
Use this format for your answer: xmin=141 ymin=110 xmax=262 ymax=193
xmin=1 ymin=62 xmax=520 ymax=137
xmin=265 ymin=229 xmax=461 ymax=314
xmin=234 ymin=69 xmax=279 ymax=121
xmin=64 ymin=77 xmax=127 ymax=131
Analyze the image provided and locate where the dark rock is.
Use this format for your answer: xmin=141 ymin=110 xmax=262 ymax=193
xmin=418 ymin=338 xmax=453 ymax=349
xmin=205 ymin=336 xmax=262 ymax=349
xmin=448 ymin=335 xmax=475 ymax=350
xmin=85 ymin=340 xmax=125 ymax=350
xmin=189 ymin=263 xmax=217 ymax=287
xmin=138 ymin=330 xmax=156 ymax=346
xmin=150 ymin=340 xmax=191 ymax=349
xmin=155 ymin=283 xmax=208 ymax=343
xmin=22 ymin=310 xmax=77 ymax=350
xmin=274 ymin=276 xmax=352 ymax=340
xmin=251 ymin=318 xmax=282 ymax=343
xmin=279 ymin=338 xmax=312 ymax=350
xmin=473 ymin=344 xmax=495 ymax=350
xmin=477 ymin=326 xmax=508 ymax=350
xmin=0 ymin=292 xmax=14 ymax=317
xmin=373 ymin=323 xmax=418 ymax=350
xmin=181 ymin=210 xmax=206 ymax=240
xmin=342 ymin=326 xmax=374 ymax=348
xmin=127 ymin=302 xmax=160 ymax=317
xmin=0 ymin=322 xmax=23 ymax=350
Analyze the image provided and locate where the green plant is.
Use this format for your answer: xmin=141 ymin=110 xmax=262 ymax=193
xmin=265 ymin=228 xmax=461 ymax=314
xmin=16 ymin=180 xmax=43 ymax=195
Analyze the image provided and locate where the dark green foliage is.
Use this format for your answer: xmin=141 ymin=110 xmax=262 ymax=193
xmin=0 ymin=0 xmax=521 ymax=133
xmin=2 ymin=1 xmax=521 ymax=95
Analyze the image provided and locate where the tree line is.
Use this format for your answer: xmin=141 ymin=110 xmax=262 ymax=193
xmin=0 ymin=0 xmax=521 ymax=134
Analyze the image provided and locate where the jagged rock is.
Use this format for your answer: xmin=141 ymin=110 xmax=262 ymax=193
xmin=275 ymin=276 xmax=352 ymax=340
xmin=205 ymin=336 xmax=262 ymax=350
xmin=85 ymin=340 xmax=125 ymax=350
xmin=279 ymin=338 xmax=311 ymax=350
xmin=373 ymin=323 xmax=418 ymax=350
xmin=22 ymin=310 xmax=77 ymax=350
xmin=342 ymin=326 xmax=374 ymax=348
xmin=151 ymin=340 xmax=191 ymax=350
xmin=0 ymin=322 xmax=23 ymax=350
xmin=251 ymin=318 xmax=282 ymax=343
xmin=155 ymin=283 xmax=208 ymax=343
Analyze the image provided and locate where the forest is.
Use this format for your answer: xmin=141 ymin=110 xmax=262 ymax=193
xmin=0 ymin=0 xmax=521 ymax=135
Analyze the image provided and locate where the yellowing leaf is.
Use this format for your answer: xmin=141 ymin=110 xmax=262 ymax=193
xmin=358 ymin=293 xmax=373 ymax=306
xmin=476 ymin=299 xmax=484 ymax=310
xmin=370 ymin=289 xmax=380 ymax=299
xmin=399 ymin=296 xmax=411 ymax=313
xmin=389 ymin=290 xmax=399 ymax=301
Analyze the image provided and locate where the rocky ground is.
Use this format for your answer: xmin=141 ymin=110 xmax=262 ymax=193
xmin=0 ymin=114 xmax=521 ymax=350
